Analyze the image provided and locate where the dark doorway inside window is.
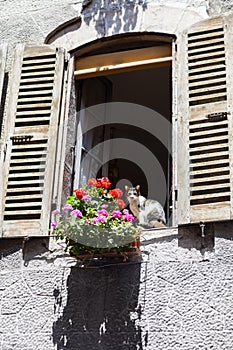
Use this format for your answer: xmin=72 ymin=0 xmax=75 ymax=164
xmin=75 ymin=58 xmax=172 ymax=225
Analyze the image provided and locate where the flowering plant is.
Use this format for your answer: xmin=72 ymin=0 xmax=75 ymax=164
xmin=51 ymin=177 xmax=141 ymax=257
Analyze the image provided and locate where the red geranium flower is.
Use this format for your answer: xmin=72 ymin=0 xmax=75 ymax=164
xmin=100 ymin=177 xmax=111 ymax=189
xmin=95 ymin=179 xmax=102 ymax=188
xmin=88 ymin=178 xmax=98 ymax=187
xmin=109 ymin=188 xmax=123 ymax=198
xmin=117 ymin=199 xmax=126 ymax=209
xmin=73 ymin=188 xmax=87 ymax=200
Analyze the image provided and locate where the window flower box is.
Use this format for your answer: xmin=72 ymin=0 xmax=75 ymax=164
xmin=51 ymin=177 xmax=141 ymax=259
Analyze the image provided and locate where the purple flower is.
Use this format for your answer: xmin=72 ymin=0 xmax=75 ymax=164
xmin=71 ymin=210 xmax=83 ymax=217
xmin=51 ymin=220 xmax=57 ymax=227
xmin=100 ymin=204 xmax=108 ymax=209
xmin=123 ymin=209 xmax=129 ymax=215
xmin=123 ymin=214 xmax=135 ymax=222
xmin=52 ymin=209 xmax=60 ymax=215
xmin=62 ymin=204 xmax=73 ymax=211
xmin=97 ymin=209 xmax=109 ymax=217
xmin=112 ymin=210 xmax=122 ymax=219
xmin=82 ymin=195 xmax=92 ymax=201
xmin=93 ymin=215 xmax=107 ymax=225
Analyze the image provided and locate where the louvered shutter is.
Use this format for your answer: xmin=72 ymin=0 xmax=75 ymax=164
xmin=1 ymin=45 xmax=65 ymax=237
xmin=177 ymin=16 xmax=233 ymax=224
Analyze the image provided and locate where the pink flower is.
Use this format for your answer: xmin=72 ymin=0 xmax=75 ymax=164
xmin=123 ymin=213 xmax=135 ymax=222
xmin=71 ymin=210 xmax=83 ymax=217
xmin=100 ymin=204 xmax=108 ymax=209
xmin=52 ymin=209 xmax=60 ymax=215
xmin=112 ymin=210 xmax=122 ymax=219
xmin=123 ymin=209 xmax=130 ymax=215
xmin=82 ymin=195 xmax=92 ymax=201
xmin=93 ymin=215 xmax=107 ymax=224
xmin=97 ymin=209 xmax=109 ymax=217
xmin=62 ymin=204 xmax=73 ymax=211
xmin=51 ymin=220 xmax=57 ymax=227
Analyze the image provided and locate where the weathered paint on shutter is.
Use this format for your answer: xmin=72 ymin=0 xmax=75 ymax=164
xmin=177 ymin=16 xmax=233 ymax=224
xmin=1 ymin=45 xmax=65 ymax=237
xmin=0 ymin=44 xmax=7 ymax=119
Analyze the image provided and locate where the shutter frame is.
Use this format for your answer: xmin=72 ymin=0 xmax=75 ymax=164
xmin=1 ymin=44 xmax=66 ymax=237
xmin=0 ymin=44 xmax=8 ymax=238
xmin=0 ymin=44 xmax=7 ymax=135
xmin=177 ymin=15 xmax=233 ymax=225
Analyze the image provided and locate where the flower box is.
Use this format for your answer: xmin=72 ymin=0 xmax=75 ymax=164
xmin=72 ymin=238 xmax=140 ymax=260
xmin=51 ymin=177 xmax=141 ymax=259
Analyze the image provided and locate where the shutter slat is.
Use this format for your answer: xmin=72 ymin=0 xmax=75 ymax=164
xmin=191 ymin=182 xmax=230 ymax=192
xmin=6 ymin=187 xmax=43 ymax=193
xmin=22 ymin=64 xmax=56 ymax=71
xmin=190 ymin=168 xmax=230 ymax=176
xmin=20 ymin=77 xmax=55 ymax=83
xmin=6 ymin=194 xmax=42 ymax=200
xmin=188 ymin=48 xmax=225 ymax=59
xmin=189 ymin=118 xmax=228 ymax=129
xmin=189 ymin=64 xmax=226 ymax=74
xmin=189 ymin=77 xmax=226 ymax=87
xmin=190 ymin=174 xmax=230 ymax=184
xmin=189 ymin=92 xmax=226 ymax=103
xmin=7 ymin=179 xmax=44 ymax=185
xmin=10 ymin=157 xmax=46 ymax=164
xmin=22 ymin=58 xmax=56 ymax=65
xmin=17 ymin=103 xmax=52 ymax=109
xmin=21 ymin=71 xmax=55 ymax=78
xmin=188 ymin=38 xmax=224 ymax=48
xmin=188 ymin=57 xmax=225 ymax=67
xmin=190 ymin=151 xmax=229 ymax=161
xmin=188 ymin=29 xmax=223 ymax=40
xmin=4 ymin=210 xmax=42 ymax=215
xmin=5 ymin=202 xmax=42 ymax=208
xmin=18 ymin=97 xmax=53 ymax=102
xmin=16 ymin=110 xmax=51 ymax=115
xmin=189 ymin=84 xmax=226 ymax=95
xmin=189 ymin=135 xmax=228 ymax=145
xmin=191 ymin=192 xmax=230 ymax=200
xmin=188 ymin=44 xmax=225 ymax=55
xmin=189 ymin=127 xmax=228 ymax=138
xmin=189 ymin=71 xmax=226 ymax=81
xmin=190 ymin=158 xmax=228 ymax=168
xmin=18 ymin=83 xmax=54 ymax=91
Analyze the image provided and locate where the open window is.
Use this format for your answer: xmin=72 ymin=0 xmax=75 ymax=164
xmin=73 ymin=34 xmax=174 ymax=225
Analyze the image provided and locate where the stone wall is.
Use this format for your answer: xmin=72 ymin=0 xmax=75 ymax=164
xmin=1 ymin=224 xmax=233 ymax=350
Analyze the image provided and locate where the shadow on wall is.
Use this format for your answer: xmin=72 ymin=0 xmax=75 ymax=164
xmin=53 ymin=263 xmax=143 ymax=350
xmin=45 ymin=0 xmax=148 ymax=46
xmin=83 ymin=0 xmax=148 ymax=35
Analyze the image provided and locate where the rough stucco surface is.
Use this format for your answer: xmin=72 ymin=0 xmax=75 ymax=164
xmin=1 ymin=1 xmax=233 ymax=349
xmin=1 ymin=230 xmax=233 ymax=350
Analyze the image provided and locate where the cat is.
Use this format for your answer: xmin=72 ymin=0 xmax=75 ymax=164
xmin=125 ymin=185 xmax=166 ymax=228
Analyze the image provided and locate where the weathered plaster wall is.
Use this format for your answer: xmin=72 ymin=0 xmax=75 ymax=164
xmin=1 ymin=1 xmax=233 ymax=350
xmin=1 ymin=226 xmax=233 ymax=350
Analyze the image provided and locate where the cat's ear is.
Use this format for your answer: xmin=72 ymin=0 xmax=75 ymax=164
xmin=125 ymin=185 xmax=129 ymax=191
xmin=135 ymin=185 xmax=140 ymax=191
